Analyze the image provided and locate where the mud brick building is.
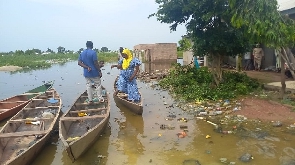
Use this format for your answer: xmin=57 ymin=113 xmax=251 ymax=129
xmin=133 ymin=43 xmax=177 ymax=63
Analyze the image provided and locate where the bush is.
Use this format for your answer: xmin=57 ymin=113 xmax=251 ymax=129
xmin=159 ymin=63 xmax=260 ymax=101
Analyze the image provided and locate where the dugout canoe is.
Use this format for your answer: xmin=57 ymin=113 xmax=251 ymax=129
xmin=0 ymin=82 xmax=53 ymax=121
xmin=59 ymin=86 xmax=110 ymax=162
xmin=113 ymin=77 xmax=143 ymax=115
xmin=0 ymin=88 xmax=61 ymax=165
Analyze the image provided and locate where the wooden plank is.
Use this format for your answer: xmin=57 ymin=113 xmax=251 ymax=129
xmin=0 ymin=130 xmax=47 ymax=138
xmin=60 ymin=115 xmax=106 ymax=121
xmin=0 ymin=101 xmax=28 ymax=104
xmin=31 ymin=99 xmax=45 ymax=101
xmin=80 ymin=95 xmax=107 ymax=99
xmin=0 ymin=109 xmax=10 ymax=111
xmin=75 ymin=102 xmax=104 ymax=106
xmin=69 ymin=108 xmax=106 ymax=114
xmin=19 ymin=92 xmax=44 ymax=95
xmin=9 ymin=118 xmax=53 ymax=122
xmin=23 ymin=106 xmax=60 ymax=110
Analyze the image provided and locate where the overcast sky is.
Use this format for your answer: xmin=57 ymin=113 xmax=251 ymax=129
xmin=0 ymin=0 xmax=187 ymax=52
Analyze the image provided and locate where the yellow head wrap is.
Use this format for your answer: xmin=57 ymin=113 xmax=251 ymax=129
xmin=122 ymin=48 xmax=133 ymax=70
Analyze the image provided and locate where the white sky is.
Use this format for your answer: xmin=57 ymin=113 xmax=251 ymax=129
xmin=0 ymin=0 xmax=187 ymax=52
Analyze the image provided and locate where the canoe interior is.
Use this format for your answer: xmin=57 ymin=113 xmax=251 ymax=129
xmin=60 ymin=90 xmax=108 ymax=142
xmin=24 ymin=82 xmax=53 ymax=100
xmin=61 ymin=118 xmax=105 ymax=141
xmin=0 ymin=88 xmax=61 ymax=165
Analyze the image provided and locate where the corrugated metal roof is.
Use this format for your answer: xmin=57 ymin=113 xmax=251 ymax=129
xmin=277 ymin=0 xmax=295 ymax=12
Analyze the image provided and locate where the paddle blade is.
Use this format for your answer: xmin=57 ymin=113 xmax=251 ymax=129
xmin=47 ymin=98 xmax=59 ymax=104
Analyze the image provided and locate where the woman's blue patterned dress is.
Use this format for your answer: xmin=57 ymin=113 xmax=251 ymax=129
xmin=116 ymin=58 xmax=141 ymax=102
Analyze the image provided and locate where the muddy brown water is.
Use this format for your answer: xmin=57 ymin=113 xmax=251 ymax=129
xmin=0 ymin=61 xmax=295 ymax=165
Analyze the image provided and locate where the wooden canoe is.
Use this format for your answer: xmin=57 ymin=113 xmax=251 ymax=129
xmin=0 ymin=82 xmax=53 ymax=121
xmin=59 ymin=86 xmax=110 ymax=162
xmin=113 ymin=77 xmax=143 ymax=115
xmin=0 ymin=88 xmax=61 ymax=165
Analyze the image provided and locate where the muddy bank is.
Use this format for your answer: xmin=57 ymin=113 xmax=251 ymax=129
xmin=0 ymin=66 xmax=22 ymax=72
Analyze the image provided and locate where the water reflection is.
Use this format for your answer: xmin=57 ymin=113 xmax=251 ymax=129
xmin=1 ymin=59 xmax=295 ymax=165
xmin=114 ymin=99 xmax=145 ymax=164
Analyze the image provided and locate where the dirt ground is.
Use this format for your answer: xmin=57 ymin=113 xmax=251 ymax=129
xmin=233 ymin=69 xmax=295 ymax=124
xmin=234 ymin=96 xmax=295 ymax=124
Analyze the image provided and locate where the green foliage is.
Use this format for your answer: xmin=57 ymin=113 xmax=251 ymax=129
xmin=177 ymin=51 xmax=183 ymax=58
xmin=178 ymin=38 xmax=192 ymax=51
xmin=0 ymin=53 xmax=79 ymax=68
xmin=57 ymin=46 xmax=66 ymax=53
xmin=159 ymin=64 xmax=260 ymax=101
xmin=98 ymin=52 xmax=118 ymax=62
xmin=229 ymin=0 xmax=295 ymax=48
xmin=100 ymin=47 xmax=109 ymax=52
xmin=150 ymin=0 xmax=252 ymax=57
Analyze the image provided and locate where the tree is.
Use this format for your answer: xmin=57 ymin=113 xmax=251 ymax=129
xmin=101 ymin=47 xmax=108 ymax=52
xmin=57 ymin=46 xmax=66 ymax=54
xmin=46 ymin=48 xmax=54 ymax=53
xmin=93 ymin=48 xmax=99 ymax=53
xmin=15 ymin=50 xmax=24 ymax=55
xmin=78 ymin=48 xmax=84 ymax=54
xmin=150 ymin=0 xmax=251 ymax=85
xmin=228 ymin=0 xmax=295 ymax=97
xmin=178 ymin=37 xmax=192 ymax=51
xmin=24 ymin=49 xmax=35 ymax=55
xmin=32 ymin=48 xmax=41 ymax=54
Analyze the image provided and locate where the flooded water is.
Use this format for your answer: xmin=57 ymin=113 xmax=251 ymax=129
xmin=1 ymin=60 xmax=295 ymax=165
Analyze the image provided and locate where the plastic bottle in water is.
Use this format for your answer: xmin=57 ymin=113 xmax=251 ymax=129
xmin=222 ymin=131 xmax=233 ymax=134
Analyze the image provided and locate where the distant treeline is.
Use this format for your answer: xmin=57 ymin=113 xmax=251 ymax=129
xmin=0 ymin=52 xmax=118 ymax=69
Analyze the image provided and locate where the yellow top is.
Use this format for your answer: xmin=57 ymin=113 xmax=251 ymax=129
xmin=122 ymin=48 xmax=133 ymax=70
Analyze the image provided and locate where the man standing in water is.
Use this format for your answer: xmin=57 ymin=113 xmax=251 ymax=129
xmin=78 ymin=41 xmax=104 ymax=103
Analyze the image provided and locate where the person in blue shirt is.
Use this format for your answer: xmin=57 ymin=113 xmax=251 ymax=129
xmin=190 ymin=56 xmax=200 ymax=69
xmin=78 ymin=41 xmax=103 ymax=103
xmin=193 ymin=56 xmax=200 ymax=69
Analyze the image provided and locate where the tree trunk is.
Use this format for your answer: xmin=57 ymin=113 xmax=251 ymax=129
xmin=280 ymin=48 xmax=286 ymax=99
xmin=211 ymin=53 xmax=223 ymax=86
xmin=282 ymin=48 xmax=295 ymax=79
xmin=236 ymin=54 xmax=242 ymax=72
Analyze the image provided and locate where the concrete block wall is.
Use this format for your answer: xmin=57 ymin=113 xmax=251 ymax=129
xmin=151 ymin=43 xmax=177 ymax=62
xmin=183 ymin=51 xmax=193 ymax=65
xmin=134 ymin=43 xmax=177 ymax=62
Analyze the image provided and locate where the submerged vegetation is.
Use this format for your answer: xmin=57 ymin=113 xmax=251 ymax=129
xmin=0 ymin=52 xmax=118 ymax=69
xmin=159 ymin=64 xmax=260 ymax=101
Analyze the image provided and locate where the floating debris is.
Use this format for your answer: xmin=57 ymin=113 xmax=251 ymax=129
xmin=177 ymin=118 xmax=188 ymax=122
xmin=239 ymin=153 xmax=253 ymax=162
xmin=177 ymin=131 xmax=187 ymax=138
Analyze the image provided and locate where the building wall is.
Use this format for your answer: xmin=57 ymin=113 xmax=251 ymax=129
xmin=183 ymin=51 xmax=193 ymax=65
xmin=142 ymin=62 xmax=173 ymax=73
xmin=262 ymin=47 xmax=276 ymax=68
xmin=134 ymin=43 xmax=177 ymax=62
